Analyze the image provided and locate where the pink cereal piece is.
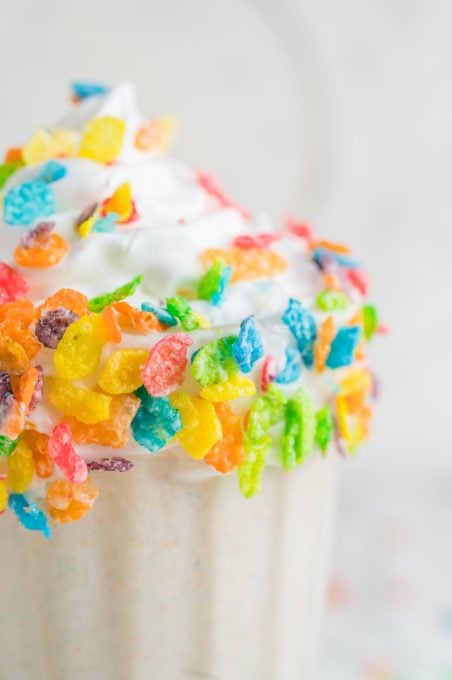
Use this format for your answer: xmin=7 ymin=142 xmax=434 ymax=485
xmin=261 ymin=355 xmax=277 ymax=392
xmin=346 ymin=268 xmax=369 ymax=296
xmin=284 ymin=216 xmax=315 ymax=241
xmin=196 ymin=172 xmax=251 ymax=220
xmin=232 ymin=233 xmax=281 ymax=249
xmin=48 ymin=422 xmax=88 ymax=484
xmin=376 ymin=323 xmax=390 ymax=335
xmin=142 ymin=333 xmax=193 ymax=397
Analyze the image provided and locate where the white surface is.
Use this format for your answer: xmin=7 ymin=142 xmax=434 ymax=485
xmin=1 ymin=1 xmax=451 ymax=677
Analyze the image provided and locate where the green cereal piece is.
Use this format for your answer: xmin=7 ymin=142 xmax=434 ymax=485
xmin=0 ymin=434 xmax=18 ymax=456
xmin=88 ymin=275 xmax=143 ymax=313
xmin=314 ymin=405 xmax=334 ymax=454
xmin=165 ymin=296 xmax=199 ymax=331
xmin=0 ymin=161 xmax=24 ymax=190
xmin=281 ymin=390 xmax=315 ymax=469
xmin=238 ymin=435 xmax=271 ymax=498
xmin=191 ymin=336 xmax=238 ymax=387
xmin=316 ymin=289 xmax=349 ymax=312
xmin=197 ymin=260 xmax=232 ymax=306
xmin=362 ymin=304 xmax=379 ymax=340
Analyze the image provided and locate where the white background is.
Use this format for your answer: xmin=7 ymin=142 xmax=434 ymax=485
xmin=1 ymin=1 xmax=451 ymax=677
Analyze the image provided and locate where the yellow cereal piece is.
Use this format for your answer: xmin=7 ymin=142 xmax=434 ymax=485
xmin=48 ymin=377 xmax=112 ymax=424
xmin=7 ymin=439 xmax=34 ymax=493
xmin=200 ymin=373 xmax=256 ymax=402
xmin=177 ymin=396 xmax=222 ymax=459
xmin=103 ymin=182 xmax=133 ymax=222
xmin=169 ymin=392 xmax=199 ymax=431
xmin=0 ymin=480 xmax=7 ymax=512
xmin=97 ymin=349 xmax=149 ymax=395
xmin=54 ymin=314 xmax=109 ymax=380
xmin=79 ymin=116 xmax=126 ymax=164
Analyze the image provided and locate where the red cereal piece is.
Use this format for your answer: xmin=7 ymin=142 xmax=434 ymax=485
xmin=196 ymin=172 xmax=251 ymax=220
xmin=102 ymin=305 xmax=122 ymax=343
xmin=261 ymin=355 xmax=277 ymax=392
xmin=204 ymin=402 xmax=244 ymax=473
xmin=284 ymin=216 xmax=315 ymax=240
xmin=142 ymin=333 xmax=193 ymax=397
xmin=0 ymin=262 xmax=29 ymax=304
xmin=346 ymin=269 xmax=369 ymax=296
xmin=48 ymin=422 xmax=88 ymax=484
xmin=112 ymin=301 xmax=167 ymax=334
xmin=37 ymin=288 xmax=89 ymax=317
xmin=232 ymin=233 xmax=281 ymax=249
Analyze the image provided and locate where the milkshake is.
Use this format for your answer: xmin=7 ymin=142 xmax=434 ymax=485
xmin=0 ymin=83 xmax=379 ymax=679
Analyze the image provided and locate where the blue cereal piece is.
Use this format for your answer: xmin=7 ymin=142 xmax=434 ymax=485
xmin=92 ymin=212 xmax=119 ymax=233
xmin=233 ymin=316 xmax=264 ymax=374
xmin=37 ymin=160 xmax=67 ymax=184
xmin=71 ymin=81 xmax=109 ymax=100
xmin=131 ymin=386 xmax=182 ymax=452
xmin=312 ymin=248 xmax=360 ymax=270
xmin=326 ymin=326 xmax=361 ymax=369
xmin=141 ymin=302 xmax=178 ymax=326
xmin=3 ymin=181 xmax=55 ymax=226
xmin=275 ymin=347 xmax=302 ymax=384
xmin=8 ymin=494 xmax=51 ymax=538
xmin=281 ymin=298 xmax=316 ymax=368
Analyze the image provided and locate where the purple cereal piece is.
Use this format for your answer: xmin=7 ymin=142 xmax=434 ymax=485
xmin=28 ymin=366 xmax=43 ymax=413
xmin=0 ymin=371 xmax=15 ymax=426
xmin=21 ymin=221 xmax=54 ymax=249
xmin=87 ymin=457 xmax=134 ymax=472
xmin=75 ymin=202 xmax=98 ymax=228
xmin=35 ymin=307 xmax=78 ymax=349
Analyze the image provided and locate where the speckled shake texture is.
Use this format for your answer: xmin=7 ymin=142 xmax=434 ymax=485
xmin=0 ymin=451 xmax=336 ymax=680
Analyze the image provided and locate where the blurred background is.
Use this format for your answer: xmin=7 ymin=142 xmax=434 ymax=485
xmin=1 ymin=1 xmax=451 ymax=677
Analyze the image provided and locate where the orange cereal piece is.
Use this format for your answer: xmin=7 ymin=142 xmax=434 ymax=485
xmin=201 ymin=247 xmax=287 ymax=283
xmin=322 ymin=273 xmax=342 ymax=292
xmin=204 ymin=402 xmax=244 ymax=473
xmin=0 ymin=334 xmax=29 ymax=374
xmin=1 ymin=400 xmax=26 ymax=440
xmin=45 ymin=477 xmax=99 ymax=524
xmin=14 ymin=233 xmax=69 ymax=268
xmin=309 ymin=239 xmax=351 ymax=254
xmin=21 ymin=429 xmax=54 ymax=478
xmin=14 ymin=366 xmax=41 ymax=413
xmin=102 ymin=305 xmax=122 ymax=343
xmin=134 ymin=116 xmax=177 ymax=151
xmin=1 ymin=321 xmax=41 ymax=359
xmin=37 ymin=288 xmax=89 ymax=317
xmin=314 ymin=316 xmax=335 ymax=372
xmin=4 ymin=147 xmax=23 ymax=163
xmin=64 ymin=393 xmax=140 ymax=449
xmin=112 ymin=301 xmax=166 ymax=334
xmin=0 ymin=300 xmax=36 ymax=326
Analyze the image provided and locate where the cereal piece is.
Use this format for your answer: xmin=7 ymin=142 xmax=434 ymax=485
xmin=98 ymin=349 xmax=149 ymax=394
xmin=196 ymin=172 xmax=250 ymax=220
xmin=15 ymin=231 xmax=68 ymax=268
xmin=0 ymin=371 xmax=18 ymax=436
xmin=45 ymin=477 xmax=98 ymax=524
xmin=261 ymin=355 xmax=276 ymax=392
xmin=0 ymin=299 xmax=36 ymax=326
xmin=165 ymin=296 xmax=199 ymax=331
xmin=102 ymin=305 xmax=122 ymax=343
xmin=102 ymin=182 xmax=133 ymax=222
xmin=20 ymin=220 xmax=54 ymax=249
xmin=37 ymin=288 xmax=89 ymax=317
xmin=15 ymin=365 xmax=43 ymax=414
xmin=76 ymin=202 xmax=98 ymax=238
xmin=113 ymin=301 xmax=164 ymax=334
xmin=0 ymin=434 xmax=18 ymax=456
xmin=36 ymin=160 xmax=67 ymax=184
xmin=88 ymin=275 xmax=143 ymax=313
xmin=48 ymin=422 xmax=88 ymax=484
xmin=232 ymin=316 xmax=264 ymax=374
xmin=0 ymin=262 xmax=29 ymax=304
xmin=8 ymin=494 xmax=51 ymax=537
xmin=201 ymin=247 xmax=287 ymax=283
xmin=141 ymin=302 xmax=177 ymax=327
xmin=48 ymin=377 xmax=112 ymax=424
xmin=7 ymin=439 xmax=34 ymax=492
xmin=91 ymin=212 xmax=118 ymax=233
xmin=177 ymin=396 xmax=222 ymax=459
xmin=191 ymin=336 xmax=238 ymax=387
xmin=316 ymin=289 xmax=349 ymax=312
xmin=87 ymin=457 xmax=133 ymax=472
xmin=200 ymin=373 xmax=256 ymax=402
xmin=281 ymin=390 xmax=315 ymax=469
xmin=79 ymin=116 xmax=126 ymax=164
xmin=312 ymin=248 xmax=359 ymax=271
xmin=71 ymin=81 xmax=108 ymax=101
xmin=169 ymin=392 xmax=199 ymax=430
xmin=22 ymin=129 xmax=59 ymax=165
xmin=204 ymin=402 xmax=244 ymax=473
xmin=21 ymin=429 xmax=54 ymax=478
xmin=284 ymin=216 xmax=315 ymax=240
xmin=65 ymin=393 xmax=139 ymax=449
xmin=1 ymin=317 xmax=41 ymax=359
xmin=4 ymin=148 xmax=23 ymax=162
xmin=309 ymin=239 xmax=351 ymax=254
xmin=0 ymin=398 xmax=26 ymax=440
xmin=0 ymin=161 xmax=23 ymax=189
xmin=232 ymin=233 xmax=281 ymax=249
xmin=314 ymin=316 xmax=335 ymax=372
xmin=362 ymin=304 xmax=379 ymax=340
xmin=326 ymin=327 xmax=361 ymax=369
xmin=315 ymin=405 xmax=334 ymax=454
xmin=197 ymin=260 xmax=232 ymax=306
xmin=35 ymin=308 xmax=78 ymax=349
xmin=52 ymin=129 xmax=77 ymax=157
xmin=246 ymin=385 xmax=286 ymax=443
xmin=135 ymin=116 xmax=178 ymax=151
xmin=54 ymin=314 xmax=109 ymax=379
xmin=238 ymin=435 xmax=271 ymax=498
xmin=0 ymin=480 xmax=7 ymax=513
xmin=131 ymin=387 xmax=182 ymax=452
xmin=189 ymin=310 xmax=211 ymax=329
xmin=347 ymin=269 xmax=369 ymax=296
xmin=282 ymin=298 xmax=317 ymax=368
xmin=275 ymin=347 xmax=302 ymax=384
xmin=0 ymin=334 xmax=29 ymax=374
xmin=3 ymin=181 xmax=55 ymax=226
xmin=142 ymin=334 xmax=193 ymax=397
